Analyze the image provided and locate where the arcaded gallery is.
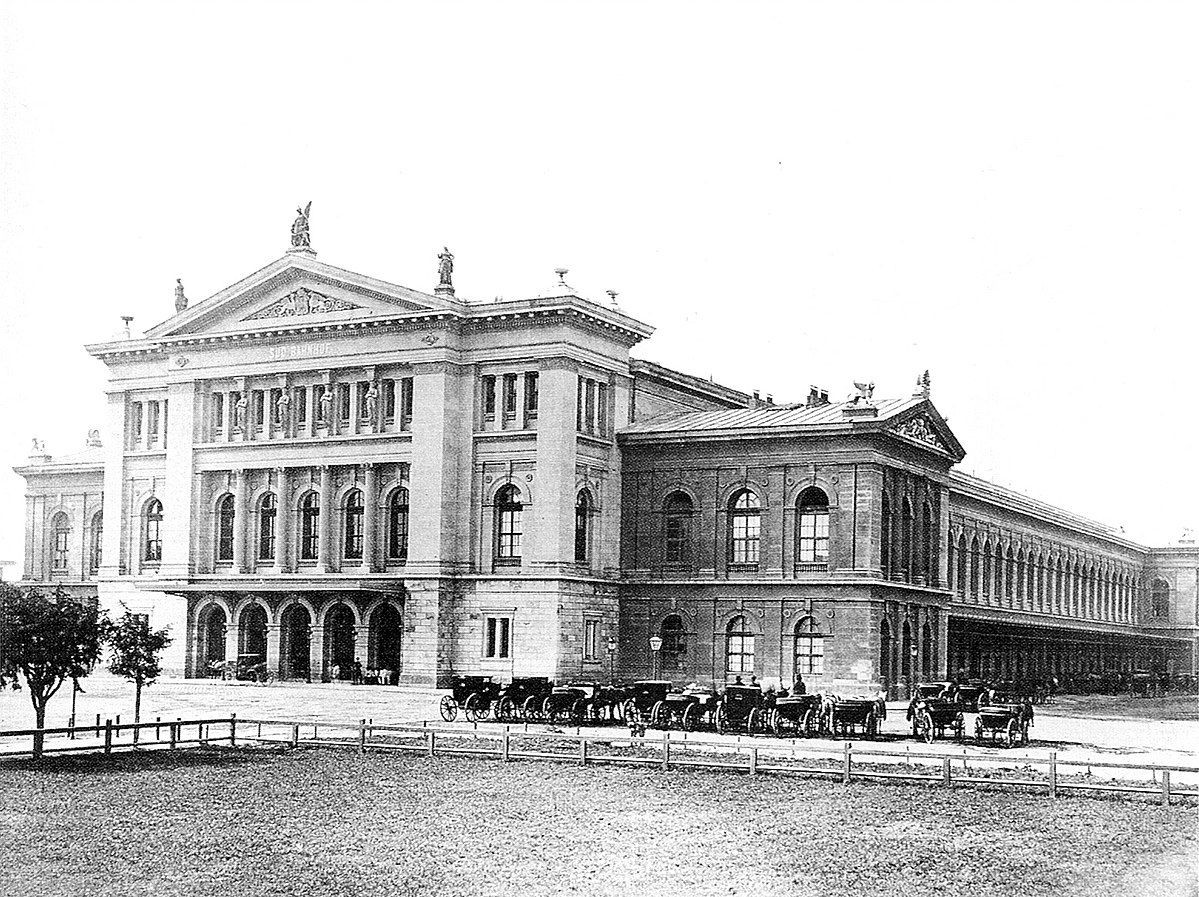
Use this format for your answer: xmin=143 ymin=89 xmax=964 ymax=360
xmin=15 ymin=218 xmax=1198 ymax=695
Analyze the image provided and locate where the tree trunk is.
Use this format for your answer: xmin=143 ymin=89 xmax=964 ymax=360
xmin=133 ymin=683 xmax=142 ymax=745
xmin=33 ymin=702 xmax=46 ymax=760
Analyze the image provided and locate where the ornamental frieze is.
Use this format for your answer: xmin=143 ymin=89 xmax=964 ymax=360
xmin=892 ymin=415 xmax=946 ymax=450
xmin=244 ymin=287 xmax=363 ymax=320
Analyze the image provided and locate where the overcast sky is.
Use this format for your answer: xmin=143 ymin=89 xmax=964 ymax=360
xmin=0 ymin=1 xmax=1195 ymax=568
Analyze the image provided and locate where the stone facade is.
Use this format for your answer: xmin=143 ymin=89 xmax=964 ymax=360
xmin=13 ymin=246 xmax=1199 ymax=691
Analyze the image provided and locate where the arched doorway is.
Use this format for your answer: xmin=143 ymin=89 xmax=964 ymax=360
xmin=238 ymin=604 xmax=268 ymax=660
xmin=325 ymin=603 xmax=356 ymax=679
xmin=370 ymin=603 xmax=403 ymax=683
xmin=279 ymin=604 xmax=312 ymax=681
xmin=196 ymin=604 xmax=227 ymax=674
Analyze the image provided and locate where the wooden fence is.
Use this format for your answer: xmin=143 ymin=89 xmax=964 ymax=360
xmin=3 ymin=714 xmax=1195 ymax=806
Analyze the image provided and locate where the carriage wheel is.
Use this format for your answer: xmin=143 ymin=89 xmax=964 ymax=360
xmin=541 ymin=696 xmax=554 ymax=721
xmin=571 ymin=699 xmax=588 ymax=725
xmin=714 ymin=702 xmax=727 ymax=735
xmin=464 ymin=694 xmax=480 ymax=724
xmin=650 ymin=700 xmax=667 ymax=728
xmin=521 ymin=696 xmax=539 ymax=722
xmin=1004 ymin=719 xmax=1019 ymax=748
xmin=682 ymin=704 xmax=699 ymax=732
xmin=865 ymin=711 xmax=878 ymax=739
xmin=770 ymin=710 xmax=784 ymax=738
xmin=622 ymin=699 xmax=637 ymax=723
xmin=747 ymin=708 xmax=762 ymax=736
xmin=800 ymin=708 xmax=816 ymax=738
xmin=917 ymin=711 xmax=935 ymax=744
xmin=439 ymin=695 xmax=458 ymax=723
xmin=497 ymin=697 xmax=515 ymax=723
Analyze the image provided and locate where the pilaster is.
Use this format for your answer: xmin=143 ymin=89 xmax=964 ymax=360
xmin=318 ymin=465 xmax=333 ymax=573
xmin=99 ymin=391 xmax=128 ymax=577
xmin=159 ymin=381 xmax=198 ymax=577
xmin=533 ymin=361 xmax=579 ymax=570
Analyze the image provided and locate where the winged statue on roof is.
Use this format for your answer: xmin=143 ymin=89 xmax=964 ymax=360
xmin=291 ymin=202 xmax=312 ymax=248
xmin=851 ymin=381 xmax=875 ymax=404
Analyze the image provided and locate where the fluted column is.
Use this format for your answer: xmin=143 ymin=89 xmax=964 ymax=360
xmin=363 ymin=463 xmax=379 ymax=572
xmin=233 ymin=468 xmax=248 ymax=573
xmin=318 ymin=465 xmax=333 ymax=573
xmin=273 ymin=466 xmax=290 ymax=575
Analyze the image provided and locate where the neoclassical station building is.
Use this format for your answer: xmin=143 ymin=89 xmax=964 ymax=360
xmin=14 ymin=219 xmax=1199 ymax=694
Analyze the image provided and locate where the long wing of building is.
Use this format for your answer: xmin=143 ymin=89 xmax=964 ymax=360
xmin=13 ymin=239 xmax=1198 ymax=692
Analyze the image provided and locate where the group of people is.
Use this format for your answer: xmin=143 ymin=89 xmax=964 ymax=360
xmin=329 ymin=660 xmax=399 ymax=686
xmin=729 ymin=673 xmax=807 ymax=696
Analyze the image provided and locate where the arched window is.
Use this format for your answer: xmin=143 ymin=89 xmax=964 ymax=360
xmin=89 ymin=511 xmax=103 ymax=574
xmin=495 ymin=485 xmax=522 ymax=562
xmin=144 ymin=499 xmax=163 ymax=562
xmin=728 ymin=490 xmax=760 ymax=566
xmin=299 ymin=492 xmax=320 ymax=561
xmin=982 ymin=540 xmax=993 ymax=599
xmin=344 ymin=489 xmax=364 ymax=560
xmin=1151 ymin=580 xmax=1170 ymax=619
xmin=796 ymin=487 xmax=830 ymax=565
xmin=660 ymin=614 xmax=685 ymax=670
xmin=726 ymin=615 xmax=755 ymax=676
xmin=969 ymin=536 xmax=981 ymax=598
xmin=216 ymin=494 xmax=235 ymax=562
xmin=901 ymin=620 xmax=913 ymax=681
xmin=880 ymin=493 xmax=891 ymax=575
xmin=387 ymin=487 xmax=410 ymax=562
xmin=663 ymin=492 xmax=693 ymax=566
xmin=794 ymin=616 xmax=824 ymax=676
xmin=574 ymin=490 xmax=592 ymax=564
xmin=258 ymin=493 xmax=277 ymax=561
xmin=50 ymin=513 xmax=70 ymax=570
xmin=1005 ymin=547 xmax=1015 ymax=599
xmin=956 ymin=534 xmax=967 ymax=596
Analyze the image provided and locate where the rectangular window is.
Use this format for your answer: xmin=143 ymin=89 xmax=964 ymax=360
xmin=584 ymin=619 xmax=600 ymax=661
xmin=295 ymin=386 xmax=307 ymax=424
xmin=338 ymin=384 xmax=351 ymax=422
xmin=382 ymin=379 xmax=396 ymax=419
xmin=482 ymin=375 xmax=497 ymax=417
xmin=799 ymin=511 xmax=830 ymax=563
xmin=131 ymin=403 xmax=144 ymax=444
xmin=795 ymin=636 xmax=824 ymax=676
xmin=502 ymin=373 xmax=517 ymax=416
xmin=212 ymin=393 xmax=224 ymax=432
xmin=524 ymin=373 xmax=539 ymax=417
xmin=584 ymin=379 xmax=596 ymax=433
xmin=596 ymin=383 xmax=608 ymax=435
xmin=253 ymin=391 xmax=265 ymax=430
xmin=577 ymin=377 xmax=584 ymax=431
xmin=52 ymin=529 xmax=69 ymax=570
xmin=485 ymin=616 xmax=511 ymax=659
xmin=726 ymin=634 xmax=755 ymax=674
xmin=400 ymin=377 xmax=414 ymax=428
xmin=731 ymin=516 xmax=761 ymax=565
xmin=147 ymin=401 xmax=160 ymax=438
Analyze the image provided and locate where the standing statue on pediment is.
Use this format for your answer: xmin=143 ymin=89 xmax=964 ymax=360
xmin=276 ymin=389 xmax=291 ymax=427
xmin=234 ymin=394 xmax=248 ymax=430
xmin=291 ymin=202 xmax=312 ymax=249
xmin=319 ymin=385 xmax=335 ymax=426
xmin=174 ymin=278 xmax=188 ymax=313
xmin=438 ymin=247 xmax=454 ymax=288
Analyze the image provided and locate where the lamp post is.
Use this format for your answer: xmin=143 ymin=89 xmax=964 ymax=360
xmin=607 ymin=638 xmax=617 ymax=685
xmin=649 ymin=635 xmax=663 ymax=680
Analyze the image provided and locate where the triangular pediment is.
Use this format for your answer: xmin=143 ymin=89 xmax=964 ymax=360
xmin=147 ymin=253 xmax=461 ymax=339
xmin=884 ymin=400 xmax=966 ymax=462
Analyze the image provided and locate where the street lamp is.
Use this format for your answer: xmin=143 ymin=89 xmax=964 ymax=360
xmin=649 ymin=635 xmax=663 ymax=679
xmin=607 ymin=638 xmax=617 ymax=684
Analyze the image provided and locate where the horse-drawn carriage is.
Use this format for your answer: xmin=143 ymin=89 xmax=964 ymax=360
xmin=439 ymin=675 xmax=501 ymax=723
xmin=823 ymin=696 xmax=885 ymax=738
xmin=495 ymin=677 xmax=554 ymax=722
xmin=955 ymin=681 xmax=991 ymax=712
xmin=769 ymin=693 xmax=824 ymax=737
xmin=714 ymin=684 xmax=769 ymax=735
xmin=650 ymin=687 xmax=719 ymax=731
xmin=907 ymin=697 xmax=965 ymax=743
xmin=973 ymin=701 xmax=1034 ymax=747
xmin=621 ymin=680 xmax=672 ymax=723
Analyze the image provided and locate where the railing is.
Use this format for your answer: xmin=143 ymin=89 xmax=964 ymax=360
xmin=0 ymin=716 xmax=238 ymax=759
xmin=239 ymin=717 xmax=1199 ymax=806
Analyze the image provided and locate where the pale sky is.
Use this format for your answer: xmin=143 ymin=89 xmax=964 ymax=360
xmin=0 ymin=1 xmax=1196 ymax=567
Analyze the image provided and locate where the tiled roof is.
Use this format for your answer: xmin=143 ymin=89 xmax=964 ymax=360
xmin=620 ymin=395 xmax=925 ymax=436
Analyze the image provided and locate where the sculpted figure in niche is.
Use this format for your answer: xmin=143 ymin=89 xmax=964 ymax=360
xmin=234 ymin=394 xmax=247 ymax=430
xmin=276 ymin=390 xmax=291 ymax=427
xmin=365 ymin=382 xmax=379 ymax=426
xmin=320 ymin=386 xmax=334 ymax=426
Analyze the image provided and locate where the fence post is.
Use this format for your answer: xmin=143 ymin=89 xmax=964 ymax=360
xmin=1161 ymin=770 xmax=1171 ymax=806
xmin=103 ymin=720 xmax=113 ymax=755
xmin=662 ymin=732 xmax=671 ymax=771
xmin=292 ymin=724 xmax=300 ymax=747
xmin=230 ymin=715 xmax=237 ymax=747
xmin=169 ymin=722 xmax=177 ymax=750
xmin=843 ymin=742 xmax=852 ymax=784
xmin=502 ymin=727 xmax=510 ymax=762
xmin=156 ymin=717 xmax=161 ymax=741
xmin=749 ymin=746 xmax=758 ymax=775
xmin=359 ymin=719 xmax=367 ymax=755
xmin=1048 ymin=751 xmax=1057 ymax=800
xmin=427 ymin=730 xmax=436 ymax=758
xmin=580 ymin=738 xmax=589 ymax=766
xmin=95 ymin=713 xmax=101 ymax=738
xmin=942 ymin=757 xmax=951 ymax=787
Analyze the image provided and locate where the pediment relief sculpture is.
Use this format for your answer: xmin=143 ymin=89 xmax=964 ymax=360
xmin=892 ymin=415 xmax=947 ymax=450
xmin=244 ymin=287 xmax=363 ymax=321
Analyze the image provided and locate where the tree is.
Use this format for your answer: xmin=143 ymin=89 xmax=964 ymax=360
xmin=0 ymin=585 xmax=106 ymax=759
xmin=107 ymin=608 xmax=172 ymax=744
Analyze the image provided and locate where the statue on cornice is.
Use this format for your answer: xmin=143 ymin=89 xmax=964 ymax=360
xmin=319 ymin=385 xmax=334 ymax=425
xmin=851 ymin=381 xmax=875 ymax=404
xmin=276 ymin=390 xmax=291 ymax=426
xmin=365 ymin=382 xmax=379 ymax=424
xmin=291 ymin=202 xmax=312 ymax=249
xmin=438 ymin=247 xmax=454 ymax=288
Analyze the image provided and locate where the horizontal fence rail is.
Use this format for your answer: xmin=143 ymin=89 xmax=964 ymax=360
xmin=237 ymin=717 xmax=1199 ymax=807
xmin=0 ymin=716 xmax=239 ymax=759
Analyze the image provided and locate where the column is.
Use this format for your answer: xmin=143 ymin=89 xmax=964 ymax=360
xmin=363 ymin=463 xmax=380 ymax=573
xmin=233 ymin=468 xmax=248 ymax=573
xmin=160 ymin=381 xmax=198 ymax=578
xmin=273 ymin=467 xmax=291 ymax=575
xmin=317 ymin=465 xmax=333 ymax=573
xmin=355 ymin=624 xmax=371 ymax=668
xmin=224 ymin=622 xmax=238 ymax=660
xmin=265 ymin=623 xmax=282 ymax=677
xmin=309 ymin=621 xmax=325 ymax=682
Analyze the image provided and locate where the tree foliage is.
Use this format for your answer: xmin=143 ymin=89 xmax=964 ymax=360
xmin=0 ymin=584 xmax=106 ymax=757
xmin=107 ymin=608 xmax=172 ymax=689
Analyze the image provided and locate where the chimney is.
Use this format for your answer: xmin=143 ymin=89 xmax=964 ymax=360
xmin=751 ymin=390 xmax=760 ymax=408
xmin=765 ymin=394 xmax=773 ymax=406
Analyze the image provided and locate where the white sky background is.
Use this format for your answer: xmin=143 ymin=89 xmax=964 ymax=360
xmin=0 ymin=1 xmax=1195 ymax=565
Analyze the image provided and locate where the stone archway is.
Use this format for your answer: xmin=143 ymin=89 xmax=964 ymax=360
xmin=196 ymin=604 xmax=228 ymax=674
xmin=369 ymin=602 xmax=403 ymax=683
xmin=239 ymin=604 xmax=269 ymax=661
xmin=279 ymin=604 xmax=312 ymax=681
xmin=324 ymin=603 xmax=356 ymax=680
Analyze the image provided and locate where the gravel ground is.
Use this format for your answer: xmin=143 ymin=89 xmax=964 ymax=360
xmin=0 ymin=747 xmax=1195 ymax=897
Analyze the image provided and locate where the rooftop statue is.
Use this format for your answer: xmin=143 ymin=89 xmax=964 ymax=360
xmin=291 ymin=202 xmax=312 ymax=248
xmin=174 ymin=278 xmax=188 ymax=313
xmin=438 ymin=247 xmax=454 ymax=288
xmin=851 ymin=381 xmax=875 ymax=404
